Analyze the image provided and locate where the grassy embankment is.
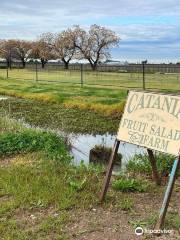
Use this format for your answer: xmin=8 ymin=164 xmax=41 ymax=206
xmin=0 ymin=116 xmax=179 ymax=239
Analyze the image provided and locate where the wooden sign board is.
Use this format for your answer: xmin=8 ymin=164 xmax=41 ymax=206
xmin=117 ymin=90 xmax=180 ymax=156
xmin=100 ymin=90 xmax=180 ymax=231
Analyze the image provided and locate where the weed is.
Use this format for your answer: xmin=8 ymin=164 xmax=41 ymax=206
xmin=118 ymin=197 xmax=134 ymax=211
xmin=0 ymin=130 xmax=71 ymax=163
xmin=165 ymin=212 xmax=180 ymax=231
xmin=112 ymin=177 xmax=150 ymax=192
xmin=68 ymin=177 xmax=87 ymax=191
xmin=126 ymin=153 xmax=176 ymax=178
xmin=0 ymin=98 xmax=120 ymax=134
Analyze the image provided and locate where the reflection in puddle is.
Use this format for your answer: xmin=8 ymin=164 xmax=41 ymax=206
xmin=0 ymin=96 xmax=8 ymax=101
xmin=7 ymin=118 xmax=146 ymax=169
xmin=70 ymin=133 xmax=146 ymax=167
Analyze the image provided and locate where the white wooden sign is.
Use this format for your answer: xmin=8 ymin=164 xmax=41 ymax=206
xmin=117 ymin=91 xmax=180 ymax=156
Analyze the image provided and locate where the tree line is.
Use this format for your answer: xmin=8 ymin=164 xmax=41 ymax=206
xmin=0 ymin=25 xmax=120 ymax=70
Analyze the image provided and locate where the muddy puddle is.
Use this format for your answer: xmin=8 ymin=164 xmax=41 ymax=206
xmin=16 ymin=120 xmax=146 ymax=169
xmin=0 ymin=96 xmax=9 ymax=101
xmin=0 ymin=96 xmax=146 ymax=169
xmin=69 ymin=133 xmax=145 ymax=167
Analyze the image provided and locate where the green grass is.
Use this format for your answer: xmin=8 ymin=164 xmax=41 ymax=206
xmin=1 ymin=68 xmax=180 ymax=103
xmin=0 ymin=116 xmax=102 ymax=239
xmin=112 ymin=177 xmax=150 ymax=192
xmin=126 ymin=153 xmax=177 ymax=177
xmin=0 ymin=212 xmax=70 ymax=239
xmin=117 ymin=197 xmax=134 ymax=211
xmin=0 ymin=98 xmax=120 ymax=134
xmin=0 ymin=153 xmax=104 ymax=239
xmin=129 ymin=212 xmax=180 ymax=233
xmin=0 ymin=71 xmax=128 ymax=105
xmin=0 ymin=116 xmax=179 ymax=239
xmin=0 ymin=74 xmax=127 ymax=117
xmin=0 ymin=68 xmax=179 ymax=119
xmin=1 ymin=68 xmax=180 ymax=91
xmin=0 ymin=130 xmax=71 ymax=163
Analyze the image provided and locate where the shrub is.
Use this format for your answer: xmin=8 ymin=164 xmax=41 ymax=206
xmin=126 ymin=153 xmax=176 ymax=177
xmin=89 ymin=145 xmax=122 ymax=166
xmin=112 ymin=178 xmax=149 ymax=192
xmin=0 ymin=130 xmax=71 ymax=163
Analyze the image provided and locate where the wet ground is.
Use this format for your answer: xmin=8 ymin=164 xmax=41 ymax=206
xmin=69 ymin=133 xmax=145 ymax=167
xmin=0 ymin=95 xmax=145 ymax=168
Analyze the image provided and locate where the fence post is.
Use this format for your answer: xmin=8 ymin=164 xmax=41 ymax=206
xmin=80 ymin=64 xmax=83 ymax=87
xmin=142 ymin=60 xmax=147 ymax=90
xmin=35 ymin=61 xmax=38 ymax=82
xmin=6 ymin=63 xmax=9 ymax=79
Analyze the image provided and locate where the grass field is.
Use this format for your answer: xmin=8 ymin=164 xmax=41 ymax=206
xmin=0 ymin=67 xmax=180 ymax=239
xmin=0 ymin=116 xmax=179 ymax=239
xmin=0 ymin=68 xmax=179 ymax=117
xmin=0 ymin=75 xmax=128 ymax=117
xmin=0 ymin=98 xmax=120 ymax=134
xmin=1 ymin=68 xmax=180 ymax=91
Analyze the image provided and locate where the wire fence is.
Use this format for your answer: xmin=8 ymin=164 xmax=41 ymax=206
xmin=0 ymin=62 xmax=180 ymax=91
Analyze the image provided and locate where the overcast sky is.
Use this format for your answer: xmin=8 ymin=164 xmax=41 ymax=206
xmin=1 ymin=0 xmax=180 ymax=62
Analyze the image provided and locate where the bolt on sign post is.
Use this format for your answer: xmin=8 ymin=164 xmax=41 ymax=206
xmin=100 ymin=90 xmax=180 ymax=231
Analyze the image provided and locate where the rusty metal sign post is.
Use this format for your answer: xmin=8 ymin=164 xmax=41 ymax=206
xmin=100 ymin=90 xmax=180 ymax=231
xmin=155 ymin=156 xmax=180 ymax=230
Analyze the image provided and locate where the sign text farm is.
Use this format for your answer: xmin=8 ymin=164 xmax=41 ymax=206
xmin=117 ymin=91 xmax=180 ymax=156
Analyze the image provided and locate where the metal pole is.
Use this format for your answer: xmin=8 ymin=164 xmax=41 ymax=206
xmin=142 ymin=63 xmax=145 ymax=90
xmin=147 ymin=149 xmax=161 ymax=185
xmin=35 ymin=61 xmax=38 ymax=82
xmin=9 ymin=49 xmax=12 ymax=70
xmin=6 ymin=63 xmax=9 ymax=79
xmin=80 ymin=64 xmax=83 ymax=87
xmin=155 ymin=156 xmax=180 ymax=230
xmin=100 ymin=139 xmax=120 ymax=202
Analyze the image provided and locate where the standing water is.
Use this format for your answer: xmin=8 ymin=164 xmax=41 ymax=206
xmin=0 ymin=96 xmax=8 ymax=101
xmin=17 ymin=121 xmax=146 ymax=168
xmin=0 ymin=96 xmax=146 ymax=168
xmin=69 ymin=133 xmax=146 ymax=167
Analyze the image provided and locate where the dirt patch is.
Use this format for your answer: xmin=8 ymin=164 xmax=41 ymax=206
xmin=0 ymin=152 xmax=40 ymax=167
xmin=65 ymin=180 xmax=180 ymax=240
xmin=66 ymin=208 xmax=134 ymax=240
xmin=1 ymin=183 xmax=179 ymax=239
xmin=0 ymin=156 xmax=12 ymax=167
xmin=11 ymin=205 xmax=61 ymax=232
xmin=0 ymin=194 xmax=13 ymax=202
xmin=66 ymin=207 xmax=179 ymax=240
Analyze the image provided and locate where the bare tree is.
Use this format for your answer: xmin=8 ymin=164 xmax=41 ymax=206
xmin=12 ymin=40 xmax=32 ymax=68
xmin=73 ymin=25 xmax=120 ymax=70
xmin=31 ymin=33 xmax=54 ymax=68
xmin=0 ymin=40 xmax=16 ymax=68
xmin=53 ymin=29 xmax=75 ymax=69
